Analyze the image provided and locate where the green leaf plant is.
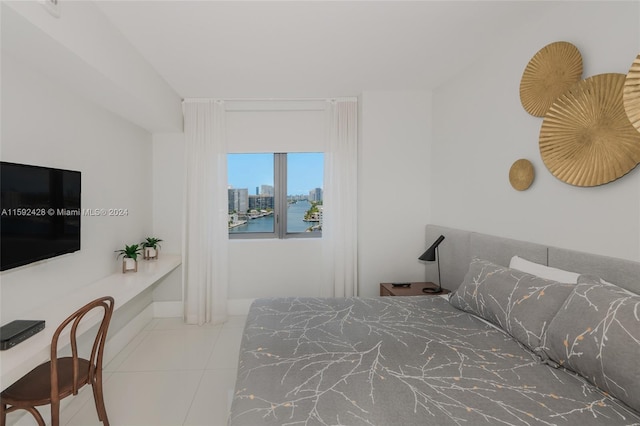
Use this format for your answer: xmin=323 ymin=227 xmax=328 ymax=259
xmin=141 ymin=237 xmax=163 ymax=250
xmin=115 ymin=244 xmax=142 ymax=261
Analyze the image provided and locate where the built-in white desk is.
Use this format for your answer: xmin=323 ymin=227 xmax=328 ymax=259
xmin=0 ymin=254 xmax=181 ymax=390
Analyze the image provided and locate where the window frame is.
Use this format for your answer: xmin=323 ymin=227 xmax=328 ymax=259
xmin=228 ymin=153 xmax=322 ymax=240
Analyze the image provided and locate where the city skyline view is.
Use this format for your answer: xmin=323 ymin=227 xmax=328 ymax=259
xmin=227 ymin=153 xmax=324 ymax=196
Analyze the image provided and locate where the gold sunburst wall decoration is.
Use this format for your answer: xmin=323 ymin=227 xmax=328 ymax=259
xmin=520 ymin=41 xmax=583 ymax=117
xmin=539 ymin=73 xmax=640 ymax=187
xmin=623 ymin=54 xmax=640 ymax=132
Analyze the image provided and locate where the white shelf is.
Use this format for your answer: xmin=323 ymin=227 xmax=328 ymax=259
xmin=0 ymin=254 xmax=182 ymax=390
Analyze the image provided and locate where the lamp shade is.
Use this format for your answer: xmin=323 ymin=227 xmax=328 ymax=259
xmin=419 ymin=235 xmax=445 ymax=261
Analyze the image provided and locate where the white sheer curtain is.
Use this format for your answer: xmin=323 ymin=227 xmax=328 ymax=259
xmin=323 ymin=98 xmax=358 ymax=297
xmin=182 ymin=100 xmax=228 ymax=325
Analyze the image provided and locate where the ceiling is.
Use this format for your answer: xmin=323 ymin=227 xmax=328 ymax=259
xmin=96 ymin=1 xmax=557 ymax=99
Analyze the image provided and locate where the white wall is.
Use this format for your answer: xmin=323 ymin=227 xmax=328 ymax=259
xmin=228 ymin=239 xmax=324 ymax=300
xmin=152 ymin=133 xmax=185 ymax=255
xmin=358 ymin=91 xmax=432 ymax=297
xmin=0 ymin=52 xmax=154 ymax=322
xmin=151 ymin=133 xmax=184 ymax=306
xmin=432 ymin=1 xmax=640 ymax=261
xmin=2 ymin=1 xmax=182 ymax=133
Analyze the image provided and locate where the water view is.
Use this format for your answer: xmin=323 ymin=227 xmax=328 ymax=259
xmin=229 ymin=200 xmax=315 ymax=233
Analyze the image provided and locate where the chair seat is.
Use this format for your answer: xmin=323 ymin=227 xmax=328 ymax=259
xmin=1 ymin=358 xmax=91 ymax=407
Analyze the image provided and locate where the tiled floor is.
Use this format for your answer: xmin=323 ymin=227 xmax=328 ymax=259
xmin=6 ymin=316 xmax=246 ymax=426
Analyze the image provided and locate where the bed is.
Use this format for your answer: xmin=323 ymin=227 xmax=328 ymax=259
xmin=228 ymin=225 xmax=640 ymax=425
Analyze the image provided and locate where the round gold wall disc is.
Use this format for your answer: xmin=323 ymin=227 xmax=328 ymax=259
xmin=623 ymin=53 xmax=640 ymax=132
xmin=539 ymin=73 xmax=640 ymax=187
xmin=509 ymin=159 xmax=534 ymax=191
xmin=520 ymin=41 xmax=583 ymax=117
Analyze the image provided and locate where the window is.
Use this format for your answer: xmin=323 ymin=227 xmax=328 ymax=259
xmin=228 ymin=153 xmax=323 ymax=239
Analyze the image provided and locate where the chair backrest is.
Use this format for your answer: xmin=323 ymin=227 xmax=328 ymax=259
xmin=49 ymin=296 xmax=115 ymax=401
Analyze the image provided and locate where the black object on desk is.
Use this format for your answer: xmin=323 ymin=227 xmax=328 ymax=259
xmin=0 ymin=320 xmax=45 ymax=350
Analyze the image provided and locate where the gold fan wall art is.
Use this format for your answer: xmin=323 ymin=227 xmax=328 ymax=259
xmin=539 ymin=73 xmax=640 ymax=187
xmin=520 ymin=41 xmax=583 ymax=117
xmin=623 ymin=53 xmax=640 ymax=132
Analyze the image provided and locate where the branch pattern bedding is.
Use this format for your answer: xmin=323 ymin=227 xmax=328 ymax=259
xmin=229 ymin=227 xmax=640 ymax=425
xmin=229 ymin=285 xmax=640 ymax=425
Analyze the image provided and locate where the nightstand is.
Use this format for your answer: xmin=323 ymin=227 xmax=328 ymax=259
xmin=380 ymin=282 xmax=450 ymax=297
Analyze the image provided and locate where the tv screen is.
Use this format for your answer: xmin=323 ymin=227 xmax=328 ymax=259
xmin=1 ymin=162 xmax=81 ymax=271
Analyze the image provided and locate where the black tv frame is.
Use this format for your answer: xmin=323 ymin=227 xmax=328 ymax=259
xmin=1 ymin=161 xmax=81 ymax=271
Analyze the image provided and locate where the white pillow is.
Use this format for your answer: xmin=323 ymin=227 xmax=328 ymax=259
xmin=509 ymin=255 xmax=580 ymax=283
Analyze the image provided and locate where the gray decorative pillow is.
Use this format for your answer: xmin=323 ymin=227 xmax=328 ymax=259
xmin=544 ymin=279 xmax=640 ymax=412
xmin=450 ymin=258 xmax=574 ymax=352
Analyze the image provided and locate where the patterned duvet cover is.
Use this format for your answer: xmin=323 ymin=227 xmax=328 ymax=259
xmin=228 ymin=296 xmax=639 ymax=426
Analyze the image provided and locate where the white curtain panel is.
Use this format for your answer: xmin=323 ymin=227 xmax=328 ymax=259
xmin=182 ymin=100 xmax=228 ymax=325
xmin=323 ymin=98 xmax=358 ymax=297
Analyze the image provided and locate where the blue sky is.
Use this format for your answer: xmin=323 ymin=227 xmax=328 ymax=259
xmin=227 ymin=153 xmax=323 ymax=196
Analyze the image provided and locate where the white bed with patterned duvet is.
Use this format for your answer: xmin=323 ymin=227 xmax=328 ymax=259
xmin=228 ymin=226 xmax=640 ymax=425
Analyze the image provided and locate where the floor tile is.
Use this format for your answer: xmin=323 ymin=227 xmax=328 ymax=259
xmin=65 ymin=370 xmax=203 ymax=426
xmin=104 ymin=329 xmax=150 ymax=373
xmin=151 ymin=317 xmax=223 ymax=331
xmin=223 ymin=316 xmax=248 ymax=329
xmin=183 ymin=369 xmax=237 ymax=426
xmin=206 ymin=328 xmax=243 ymax=370
xmin=117 ymin=327 xmax=220 ymax=372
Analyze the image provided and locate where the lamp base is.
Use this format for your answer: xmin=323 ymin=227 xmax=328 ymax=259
xmin=422 ymin=287 xmax=443 ymax=294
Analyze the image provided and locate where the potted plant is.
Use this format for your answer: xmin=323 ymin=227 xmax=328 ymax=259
xmin=115 ymin=244 xmax=142 ymax=273
xmin=141 ymin=237 xmax=163 ymax=260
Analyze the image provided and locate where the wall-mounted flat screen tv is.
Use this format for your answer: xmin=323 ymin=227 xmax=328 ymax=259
xmin=1 ymin=161 xmax=81 ymax=271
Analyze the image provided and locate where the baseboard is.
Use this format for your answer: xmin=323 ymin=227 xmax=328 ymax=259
xmin=153 ymin=300 xmax=183 ymax=318
xmin=152 ymin=298 xmax=254 ymax=317
xmin=152 ymin=298 xmax=253 ymax=319
xmin=227 ymin=298 xmax=255 ymax=315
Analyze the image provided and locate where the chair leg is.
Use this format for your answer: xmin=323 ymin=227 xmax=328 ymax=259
xmin=91 ymin=382 xmax=101 ymax=421
xmin=92 ymin=380 xmax=109 ymax=425
xmin=1 ymin=402 xmax=6 ymax=426
xmin=50 ymin=401 xmax=60 ymax=426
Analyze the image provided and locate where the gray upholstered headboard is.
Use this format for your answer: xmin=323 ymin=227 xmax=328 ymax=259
xmin=425 ymin=224 xmax=640 ymax=295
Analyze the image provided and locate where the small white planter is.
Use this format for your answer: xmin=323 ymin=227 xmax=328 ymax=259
xmin=123 ymin=257 xmax=137 ymax=273
xmin=144 ymin=247 xmax=158 ymax=260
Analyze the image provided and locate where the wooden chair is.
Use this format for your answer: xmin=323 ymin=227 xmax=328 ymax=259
xmin=0 ymin=296 xmax=114 ymax=426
